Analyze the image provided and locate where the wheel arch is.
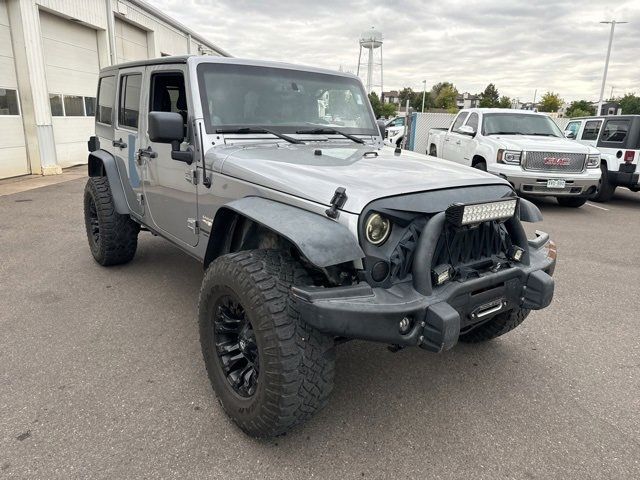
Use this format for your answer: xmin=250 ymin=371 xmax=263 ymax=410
xmin=471 ymin=154 xmax=487 ymax=167
xmin=87 ymin=150 xmax=129 ymax=215
xmin=203 ymin=197 xmax=364 ymax=272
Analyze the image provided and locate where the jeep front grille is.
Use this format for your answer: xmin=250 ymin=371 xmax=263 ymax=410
xmin=433 ymin=221 xmax=509 ymax=268
xmin=523 ymin=151 xmax=586 ymax=173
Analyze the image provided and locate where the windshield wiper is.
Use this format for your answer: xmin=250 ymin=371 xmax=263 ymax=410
xmin=215 ymin=127 xmax=303 ymax=144
xmin=529 ymin=133 xmax=558 ymax=137
xmin=486 ymin=131 xmax=521 ymax=135
xmin=295 ymin=128 xmax=365 ymax=144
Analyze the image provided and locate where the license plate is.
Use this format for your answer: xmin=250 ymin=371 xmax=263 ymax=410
xmin=546 ymin=179 xmax=566 ymax=189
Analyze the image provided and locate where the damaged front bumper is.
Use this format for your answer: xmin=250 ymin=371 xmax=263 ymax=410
xmin=292 ymin=230 xmax=556 ymax=353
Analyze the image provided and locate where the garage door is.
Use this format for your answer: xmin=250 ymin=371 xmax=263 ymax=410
xmin=0 ymin=1 xmax=29 ymax=179
xmin=40 ymin=10 xmax=100 ymax=168
xmin=115 ymin=18 xmax=148 ymax=63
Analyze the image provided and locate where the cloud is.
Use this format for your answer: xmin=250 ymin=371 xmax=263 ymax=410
xmin=153 ymin=0 xmax=640 ymax=103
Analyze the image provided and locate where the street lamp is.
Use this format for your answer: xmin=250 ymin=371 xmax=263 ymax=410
xmin=597 ymin=20 xmax=628 ymax=116
xmin=421 ymin=80 xmax=427 ymax=113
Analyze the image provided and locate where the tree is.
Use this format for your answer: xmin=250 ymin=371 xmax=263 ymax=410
xmin=381 ymin=102 xmax=397 ymax=118
xmin=538 ymin=91 xmax=563 ymax=112
xmin=368 ymin=92 xmax=383 ymax=118
xmin=498 ymin=96 xmax=512 ymax=108
xmin=618 ymin=93 xmax=640 ymax=114
xmin=479 ymin=83 xmax=500 ymax=108
xmin=398 ymin=87 xmax=415 ymax=107
xmin=566 ymin=100 xmax=595 ymax=117
xmin=432 ymin=83 xmax=458 ymax=110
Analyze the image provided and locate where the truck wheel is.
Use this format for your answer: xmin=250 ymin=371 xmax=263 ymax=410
xmin=556 ymin=197 xmax=587 ymax=208
xmin=198 ymin=249 xmax=335 ymax=437
xmin=458 ymin=308 xmax=530 ymax=343
xmin=473 ymin=161 xmax=487 ymax=171
xmin=83 ymin=177 xmax=140 ymax=266
xmin=591 ymin=163 xmax=616 ymax=202
xmin=429 ymin=145 xmax=437 ymax=156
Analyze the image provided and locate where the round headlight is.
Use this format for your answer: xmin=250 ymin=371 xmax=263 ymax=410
xmin=365 ymin=213 xmax=391 ymax=245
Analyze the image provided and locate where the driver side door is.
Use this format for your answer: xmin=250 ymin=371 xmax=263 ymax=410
xmin=140 ymin=65 xmax=199 ymax=247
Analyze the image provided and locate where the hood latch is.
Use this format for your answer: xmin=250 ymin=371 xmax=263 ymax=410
xmin=325 ymin=187 xmax=347 ymax=219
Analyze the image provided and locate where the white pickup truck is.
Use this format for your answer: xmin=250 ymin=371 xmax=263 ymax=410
xmin=427 ymin=108 xmax=602 ymax=207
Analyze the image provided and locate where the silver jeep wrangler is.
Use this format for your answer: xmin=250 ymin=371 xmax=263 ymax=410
xmin=84 ymin=55 xmax=557 ymax=437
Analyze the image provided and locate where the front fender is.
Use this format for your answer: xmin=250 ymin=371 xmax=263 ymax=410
xmin=215 ymin=197 xmax=364 ymax=268
xmin=88 ymin=150 xmax=129 ymax=215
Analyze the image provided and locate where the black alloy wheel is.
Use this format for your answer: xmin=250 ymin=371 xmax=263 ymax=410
xmin=87 ymin=196 xmax=100 ymax=248
xmin=213 ymin=293 xmax=259 ymax=397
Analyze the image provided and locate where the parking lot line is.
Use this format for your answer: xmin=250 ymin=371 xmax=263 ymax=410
xmin=585 ymin=202 xmax=609 ymax=211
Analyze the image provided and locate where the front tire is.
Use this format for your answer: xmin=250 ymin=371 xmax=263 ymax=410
xmin=459 ymin=308 xmax=530 ymax=343
xmin=198 ymin=249 xmax=335 ymax=437
xmin=473 ymin=161 xmax=487 ymax=171
xmin=83 ymin=177 xmax=140 ymax=266
xmin=591 ymin=163 xmax=616 ymax=202
xmin=429 ymin=145 xmax=437 ymax=156
xmin=556 ymin=197 xmax=587 ymax=208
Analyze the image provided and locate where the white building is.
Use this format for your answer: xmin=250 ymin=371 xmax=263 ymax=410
xmin=0 ymin=0 xmax=228 ymax=179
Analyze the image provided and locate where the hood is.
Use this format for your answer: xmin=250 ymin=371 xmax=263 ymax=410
xmin=209 ymin=143 xmax=510 ymax=214
xmin=490 ymin=134 xmax=595 ymax=153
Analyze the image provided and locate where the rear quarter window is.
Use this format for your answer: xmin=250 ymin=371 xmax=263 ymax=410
xmin=97 ymin=76 xmax=115 ymax=125
xmin=599 ymin=119 xmax=629 ymax=145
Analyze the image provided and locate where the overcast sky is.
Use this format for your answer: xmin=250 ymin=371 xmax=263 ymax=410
xmin=155 ymin=0 xmax=639 ymax=103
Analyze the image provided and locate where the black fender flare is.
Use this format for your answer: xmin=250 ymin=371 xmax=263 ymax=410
xmin=206 ymin=197 xmax=364 ymax=269
xmin=88 ymin=150 xmax=129 ymax=215
xmin=518 ymin=198 xmax=543 ymax=223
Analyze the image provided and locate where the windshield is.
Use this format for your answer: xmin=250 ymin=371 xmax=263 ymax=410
xmin=482 ymin=113 xmax=563 ymax=137
xmin=197 ymin=63 xmax=377 ymax=136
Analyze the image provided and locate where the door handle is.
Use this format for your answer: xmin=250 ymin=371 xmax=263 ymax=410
xmin=138 ymin=147 xmax=157 ymax=159
xmin=112 ymin=138 xmax=127 ymax=149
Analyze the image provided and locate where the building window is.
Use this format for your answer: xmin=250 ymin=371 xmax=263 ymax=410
xmin=84 ymin=97 xmax=96 ymax=117
xmin=50 ymin=94 xmax=64 ymax=116
xmin=64 ymin=95 xmax=85 ymax=116
xmin=97 ymin=76 xmax=116 ymax=125
xmin=0 ymin=88 xmax=20 ymax=115
xmin=119 ymin=74 xmax=142 ymax=129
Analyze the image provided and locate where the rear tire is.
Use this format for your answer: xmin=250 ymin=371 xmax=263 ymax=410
xmin=459 ymin=308 xmax=530 ymax=343
xmin=556 ymin=197 xmax=587 ymax=208
xmin=198 ymin=249 xmax=335 ymax=438
xmin=83 ymin=177 xmax=140 ymax=266
xmin=591 ymin=163 xmax=616 ymax=202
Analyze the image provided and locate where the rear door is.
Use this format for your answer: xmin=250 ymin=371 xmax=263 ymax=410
xmin=114 ymin=67 xmax=145 ymax=216
xmin=443 ymin=112 xmax=468 ymax=163
xmin=579 ymin=119 xmax=602 ymax=148
xmin=141 ymin=64 xmax=198 ymax=247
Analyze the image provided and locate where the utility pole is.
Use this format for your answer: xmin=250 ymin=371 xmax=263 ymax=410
xmin=532 ymin=89 xmax=537 ymax=110
xmin=610 ymin=85 xmax=614 ymax=99
xmin=598 ymin=20 xmax=628 ymax=116
xmin=421 ymin=80 xmax=427 ymax=113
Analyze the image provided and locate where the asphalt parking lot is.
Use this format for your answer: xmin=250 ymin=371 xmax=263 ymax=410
xmin=1 ymin=176 xmax=639 ymax=479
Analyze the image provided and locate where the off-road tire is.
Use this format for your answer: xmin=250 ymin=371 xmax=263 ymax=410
xmin=83 ymin=177 xmax=140 ymax=266
xmin=591 ymin=163 xmax=616 ymax=202
xmin=459 ymin=308 xmax=530 ymax=343
xmin=198 ymin=249 xmax=335 ymax=437
xmin=556 ymin=197 xmax=587 ymax=208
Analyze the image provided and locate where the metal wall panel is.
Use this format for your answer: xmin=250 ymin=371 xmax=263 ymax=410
xmin=114 ymin=16 xmax=147 ymax=62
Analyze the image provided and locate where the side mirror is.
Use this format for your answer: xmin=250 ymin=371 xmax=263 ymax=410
xmin=148 ymin=111 xmax=193 ymax=164
xmin=377 ymin=119 xmax=387 ymax=138
xmin=564 ymin=130 xmax=576 ymax=139
xmin=458 ymin=125 xmax=476 ymax=136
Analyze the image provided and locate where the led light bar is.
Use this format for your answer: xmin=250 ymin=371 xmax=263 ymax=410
xmin=446 ymin=199 xmax=518 ymax=227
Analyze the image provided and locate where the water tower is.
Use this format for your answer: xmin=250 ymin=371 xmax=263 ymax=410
xmin=357 ymin=27 xmax=383 ymax=94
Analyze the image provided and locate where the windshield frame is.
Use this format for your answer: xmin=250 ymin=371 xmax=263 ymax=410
xmin=482 ymin=113 xmax=564 ymax=137
xmin=196 ymin=62 xmax=379 ymax=137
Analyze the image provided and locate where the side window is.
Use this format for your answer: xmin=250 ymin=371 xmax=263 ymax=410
xmin=0 ymin=88 xmax=20 ymax=115
xmin=63 ymin=95 xmax=85 ymax=116
xmin=84 ymin=97 xmax=96 ymax=117
xmin=601 ymin=119 xmax=629 ymax=143
xmin=97 ymin=76 xmax=115 ymax=125
xmin=150 ymin=72 xmax=188 ymax=137
xmin=118 ymin=74 xmax=142 ymax=129
xmin=451 ymin=112 xmax=469 ymax=132
xmin=581 ymin=120 xmax=602 ymax=141
xmin=465 ymin=113 xmax=479 ymax=132
xmin=49 ymin=94 xmax=64 ymax=116
xmin=565 ymin=121 xmax=580 ymax=137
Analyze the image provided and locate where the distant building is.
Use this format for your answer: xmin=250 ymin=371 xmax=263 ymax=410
xmin=381 ymin=90 xmax=400 ymax=105
xmin=456 ymin=92 xmax=480 ymax=110
xmin=594 ymin=101 xmax=621 ymax=116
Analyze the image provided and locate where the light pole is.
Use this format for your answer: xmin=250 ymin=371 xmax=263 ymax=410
xmin=597 ymin=20 xmax=627 ymax=116
xmin=421 ymin=80 xmax=427 ymax=113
